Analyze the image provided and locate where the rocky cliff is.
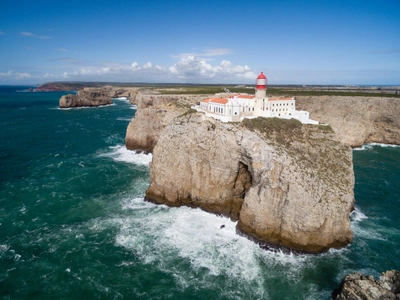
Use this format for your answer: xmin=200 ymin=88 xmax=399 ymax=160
xmin=332 ymin=270 xmax=400 ymax=299
xmin=296 ymin=96 xmax=400 ymax=147
xmin=125 ymin=93 xmax=400 ymax=253
xmin=145 ymin=113 xmax=354 ymax=253
xmin=60 ymin=88 xmax=112 ymax=108
xmin=125 ymin=92 xmax=208 ymax=151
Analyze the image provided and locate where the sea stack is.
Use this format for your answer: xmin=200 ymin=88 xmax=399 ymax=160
xmin=59 ymin=88 xmax=112 ymax=108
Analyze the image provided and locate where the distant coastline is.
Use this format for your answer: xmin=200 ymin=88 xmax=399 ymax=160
xmin=30 ymin=81 xmax=400 ymax=98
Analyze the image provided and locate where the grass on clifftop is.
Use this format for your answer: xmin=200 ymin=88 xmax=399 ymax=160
xmin=242 ymin=117 xmax=302 ymax=133
xmin=242 ymin=117 xmax=336 ymax=147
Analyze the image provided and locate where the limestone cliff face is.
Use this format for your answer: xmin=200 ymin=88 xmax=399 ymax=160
xmin=296 ymin=96 xmax=400 ymax=147
xmin=125 ymin=92 xmax=208 ymax=152
xmin=59 ymin=88 xmax=112 ymax=108
xmin=145 ymin=114 xmax=354 ymax=253
xmin=125 ymin=108 xmax=184 ymax=152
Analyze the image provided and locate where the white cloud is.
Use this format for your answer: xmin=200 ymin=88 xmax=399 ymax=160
xmin=15 ymin=73 xmax=31 ymax=80
xmin=50 ymin=56 xmax=256 ymax=83
xmin=0 ymin=70 xmax=31 ymax=80
xmin=19 ymin=31 xmax=51 ymax=40
xmin=0 ymin=71 xmax=13 ymax=77
xmin=143 ymin=62 xmax=152 ymax=69
xmin=168 ymin=56 xmax=256 ymax=81
xmin=0 ymin=55 xmax=257 ymax=84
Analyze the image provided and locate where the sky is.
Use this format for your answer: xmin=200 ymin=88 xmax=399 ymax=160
xmin=0 ymin=0 xmax=399 ymax=85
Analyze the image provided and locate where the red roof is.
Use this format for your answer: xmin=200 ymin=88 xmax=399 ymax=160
xmin=257 ymin=72 xmax=266 ymax=79
xmin=237 ymin=95 xmax=255 ymax=99
xmin=210 ymin=98 xmax=229 ymax=104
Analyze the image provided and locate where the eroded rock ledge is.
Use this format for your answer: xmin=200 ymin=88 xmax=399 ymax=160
xmin=59 ymin=87 xmax=139 ymax=108
xmin=332 ymin=270 xmax=400 ymax=299
xmin=60 ymin=88 xmax=112 ymax=108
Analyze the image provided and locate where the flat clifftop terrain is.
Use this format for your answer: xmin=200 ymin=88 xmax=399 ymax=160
xmin=296 ymin=96 xmax=400 ymax=147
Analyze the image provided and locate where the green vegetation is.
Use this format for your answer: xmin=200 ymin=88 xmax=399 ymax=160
xmin=158 ymin=86 xmax=251 ymax=95
xmin=242 ymin=117 xmax=302 ymax=134
xmin=178 ymin=108 xmax=197 ymax=118
xmin=317 ymin=124 xmax=334 ymax=132
xmin=266 ymin=88 xmax=400 ymax=98
xmin=159 ymin=86 xmax=400 ymax=98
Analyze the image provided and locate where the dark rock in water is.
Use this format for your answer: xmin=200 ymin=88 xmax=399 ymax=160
xmin=332 ymin=270 xmax=400 ymax=299
xmin=220 ymin=225 xmax=225 ymax=229
xmin=59 ymin=88 xmax=112 ymax=108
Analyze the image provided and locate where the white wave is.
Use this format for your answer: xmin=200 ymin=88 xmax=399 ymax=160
xmin=98 ymin=145 xmax=152 ymax=165
xmin=353 ymin=145 xmax=372 ymax=151
xmin=58 ymin=104 xmax=116 ymax=110
xmin=112 ymin=97 xmax=128 ymax=100
xmin=350 ymin=207 xmax=368 ymax=222
xmin=369 ymin=143 xmax=400 ymax=148
xmin=130 ymin=105 xmax=137 ymax=110
xmin=114 ymin=203 xmax=316 ymax=298
xmin=121 ymin=197 xmax=154 ymax=211
xmin=354 ymin=143 xmax=400 ymax=151
xmin=117 ymin=117 xmax=133 ymax=122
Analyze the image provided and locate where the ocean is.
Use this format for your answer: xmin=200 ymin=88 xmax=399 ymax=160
xmin=0 ymin=86 xmax=399 ymax=299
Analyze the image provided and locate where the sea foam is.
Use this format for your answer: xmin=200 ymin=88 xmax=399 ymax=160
xmin=354 ymin=143 xmax=400 ymax=151
xmin=115 ymin=202 xmax=315 ymax=298
xmin=98 ymin=145 xmax=152 ymax=165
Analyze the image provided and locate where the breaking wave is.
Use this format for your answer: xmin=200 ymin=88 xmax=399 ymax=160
xmin=354 ymin=143 xmax=400 ymax=150
xmin=98 ymin=145 xmax=152 ymax=165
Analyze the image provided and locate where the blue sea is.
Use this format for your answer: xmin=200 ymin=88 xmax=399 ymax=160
xmin=0 ymin=86 xmax=399 ymax=299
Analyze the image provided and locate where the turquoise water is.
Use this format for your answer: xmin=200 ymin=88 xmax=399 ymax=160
xmin=0 ymin=87 xmax=399 ymax=299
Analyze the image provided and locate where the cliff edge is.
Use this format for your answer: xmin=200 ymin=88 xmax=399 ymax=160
xmin=296 ymin=96 xmax=400 ymax=147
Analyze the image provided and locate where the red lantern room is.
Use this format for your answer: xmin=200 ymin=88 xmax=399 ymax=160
xmin=255 ymin=72 xmax=267 ymax=98
xmin=256 ymin=72 xmax=267 ymax=90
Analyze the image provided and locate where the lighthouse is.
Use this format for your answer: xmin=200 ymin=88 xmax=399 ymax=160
xmin=255 ymin=72 xmax=267 ymax=99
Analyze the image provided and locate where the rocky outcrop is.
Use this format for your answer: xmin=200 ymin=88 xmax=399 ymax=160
xmin=145 ymin=114 xmax=354 ymax=253
xmin=332 ymin=270 xmax=400 ymax=299
xmin=296 ymin=96 xmax=400 ymax=147
xmin=125 ymin=92 xmax=208 ymax=152
xmin=125 ymin=108 xmax=184 ymax=152
xmin=59 ymin=88 xmax=112 ymax=108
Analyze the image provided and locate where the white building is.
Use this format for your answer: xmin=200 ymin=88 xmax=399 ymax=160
xmin=193 ymin=72 xmax=318 ymax=124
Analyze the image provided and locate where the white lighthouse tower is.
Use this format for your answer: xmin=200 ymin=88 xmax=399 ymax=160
xmin=255 ymin=72 xmax=267 ymax=99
